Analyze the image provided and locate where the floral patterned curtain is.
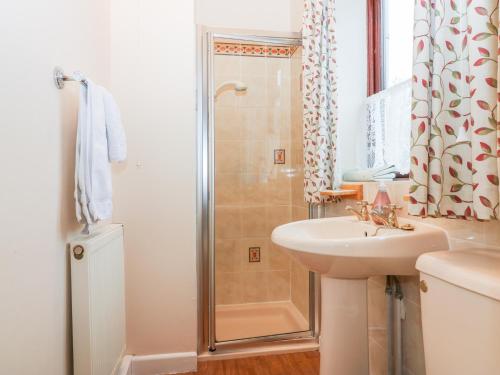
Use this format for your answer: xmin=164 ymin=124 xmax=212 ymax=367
xmin=302 ymin=0 xmax=338 ymax=203
xmin=410 ymin=0 xmax=500 ymax=220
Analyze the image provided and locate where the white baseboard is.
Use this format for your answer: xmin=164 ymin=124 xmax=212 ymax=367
xmin=120 ymin=352 xmax=197 ymax=375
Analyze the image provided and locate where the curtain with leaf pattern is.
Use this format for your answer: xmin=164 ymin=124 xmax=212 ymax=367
xmin=302 ymin=0 xmax=338 ymax=203
xmin=410 ymin=0 xmax=500 ymax=220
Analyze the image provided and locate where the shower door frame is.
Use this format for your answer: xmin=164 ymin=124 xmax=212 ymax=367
xmin=196 ymin=26 xmax=320 ymax=354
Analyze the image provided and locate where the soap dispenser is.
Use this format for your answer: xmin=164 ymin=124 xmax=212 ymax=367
xmin=371 ymin=182 xmax=391 ymax=225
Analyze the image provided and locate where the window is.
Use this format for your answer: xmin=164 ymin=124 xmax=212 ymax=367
xmin=368 ymin=0 xmax=414 ymax=94
xmin=367 ymin=0 xmax=382 ymax=96
xmin=381 ymin=0 xmax=414 ymax=89
xmin=364 ymin=0 xmax=414 ymax=176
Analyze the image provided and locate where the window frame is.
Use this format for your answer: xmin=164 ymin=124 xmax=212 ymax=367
xmin=366 ymin=0 xmax=411 ymax=178
xmin=367 ymin=0 xmax=383 ymax=96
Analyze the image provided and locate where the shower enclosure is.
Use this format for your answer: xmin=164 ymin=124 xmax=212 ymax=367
xmin=197 ymin=28 xmax=319 ymax=353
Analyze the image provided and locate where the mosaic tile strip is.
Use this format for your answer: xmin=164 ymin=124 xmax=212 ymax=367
xmin=215 ymin=42 xmax=298 ymax=58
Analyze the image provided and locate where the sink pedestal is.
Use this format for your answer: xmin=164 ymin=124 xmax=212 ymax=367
xmin=320 ymin=276 xmax=369 ymax=375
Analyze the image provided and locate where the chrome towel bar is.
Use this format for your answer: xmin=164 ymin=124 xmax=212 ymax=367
xmin=53 ymin=66 xmax=87 ymax=89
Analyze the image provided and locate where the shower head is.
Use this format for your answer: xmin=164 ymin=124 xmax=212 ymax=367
xmin=233 ymin=81 xmax=248 ymax=92
xmin=215 ymin=80 xmax=248 ymax=99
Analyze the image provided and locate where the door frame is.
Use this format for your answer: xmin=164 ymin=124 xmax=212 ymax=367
xmin=196 ymin=26 xmax=320 ymax=354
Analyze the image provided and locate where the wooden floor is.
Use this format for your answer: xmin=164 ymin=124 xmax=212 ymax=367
xmin=186 ymin=351 xmax=320 ymax=375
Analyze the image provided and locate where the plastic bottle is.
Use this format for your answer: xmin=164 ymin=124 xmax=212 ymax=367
xmin=372 ymin=182 xmax=391 ymax=224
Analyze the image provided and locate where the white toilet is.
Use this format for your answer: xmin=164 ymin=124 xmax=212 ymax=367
xmin=416 ymin=248 xmax=500 ymax=375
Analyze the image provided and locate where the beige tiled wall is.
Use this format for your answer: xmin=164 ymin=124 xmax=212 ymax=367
xmin=214 ymin=50 xmax=309 ymax=314
xmin=325 ymin=180 xmax=500 ymax=375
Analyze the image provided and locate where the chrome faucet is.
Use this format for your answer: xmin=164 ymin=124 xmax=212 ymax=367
xmin=345 ymin=201 xmax=370 ymax=221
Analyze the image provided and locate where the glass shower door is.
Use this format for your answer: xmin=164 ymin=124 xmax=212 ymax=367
xmin=208 ymin=34 xmax=314 ymax=345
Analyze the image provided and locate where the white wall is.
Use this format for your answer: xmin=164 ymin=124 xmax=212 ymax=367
xmin=290 ymin=0 xmax=304 ymax=32
xmin=0 ymin=1 xmax=110 ymax=374
xmin=196 ymin=0 xmax=302 ymax=32
xmin=336 ymin=0 xmax=368 ymax=177
xmin=110 ymin=0 xmax=198 ymax=356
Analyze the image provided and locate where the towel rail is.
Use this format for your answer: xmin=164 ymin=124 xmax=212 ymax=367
xmin=54 ymin=66 xmax=87 ymax=89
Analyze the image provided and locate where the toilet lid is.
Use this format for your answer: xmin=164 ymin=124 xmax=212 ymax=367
xmin=416 ymin=248 xmax=500 ymax=302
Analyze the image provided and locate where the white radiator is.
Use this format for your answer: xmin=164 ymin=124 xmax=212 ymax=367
xmin=70 ymin=224 xmax=126 ymax=375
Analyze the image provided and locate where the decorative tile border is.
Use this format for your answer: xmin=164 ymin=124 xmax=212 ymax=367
xmin=215 ymin=42 xmax=299 ymax=58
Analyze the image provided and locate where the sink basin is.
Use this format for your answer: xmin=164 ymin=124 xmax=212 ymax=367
xmin=271 ymin=216 xmax=450 ymax=375
xmin=271 ymin=216 xmax=450 ymax=278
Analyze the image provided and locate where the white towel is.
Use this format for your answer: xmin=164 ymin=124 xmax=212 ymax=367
xmin=103 ymin=89 xmax=127 ymax=162
xmin=74 ymin=77 xmax=126 ymax=232
xmin=343 ymin=165 xmax=396 ymax=182
xmin=372 ymin=165 xmax=397 ymax=178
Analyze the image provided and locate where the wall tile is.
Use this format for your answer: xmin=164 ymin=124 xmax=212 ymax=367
xmin=241 ymin=206 xmax=267 ymax=237
xmin=267 ymin=57 xmax=289 ymax=79
xmin=267 ymin=106 xmax=292 ymax=141
xmin=368 ymin=277 xmax=387 ymax=329
xmin=268 ymin=76 xmax=291 ymax=109
xmin=292 ymin=205 xmax=308 ymax=222
xmin=369 ymin=334 xmax=388 ymax=375
xmin=215 ymin=173 xmax=242 ymax=206
xmin=241 ymin=173 xmax=268 ymax=206
xmin=215 ymin=207 xmax=241 ymax=239
xmin=215 ymin=141 xmax=242 ymax=174
xmin=266 ymin=205 xmax=292 ymax=236
xmin=214 ymin=55 xmax=241 ymax=77
xmin=242 ymin=271 xmax=269 ymax=303
xmin=267 ymin=270 xmax=291 ymax=301
xmin=215 ymin=106 xmax=242 ymax=141
xmin=241 ymin=55 xmax=267 ymax=77
xmin=291 ymin=258 xmax=310 ymax=320
xmin=240 ymin=107 xmax=268 ymax=141
xmin=216 ymin=272 xmax=243 ymax=305
xmin=241 ymin=140 xmax=267 ymax=174
xmin=269 ymin=241 xmax=291 ymax=271
xmin=400 ymin=276 xmax=420 ymax=306
xmin=238 ymin=76 xmax=267 ymax=107
xmin=291 ymin=176 xmax=308 ymax=210
xmin=402 ymin=300 xmax=426 ymax=375
xmin=267 ymin=173 xmax=292 ymax=205
xmin=215 ymin=239 xmax=240 ymax=273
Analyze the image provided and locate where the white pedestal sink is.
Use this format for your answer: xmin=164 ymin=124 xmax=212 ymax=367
xmin=271 ymin=216 xmax=449 ymax=375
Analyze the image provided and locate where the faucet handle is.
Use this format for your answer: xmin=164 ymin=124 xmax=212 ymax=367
xmin=356 ymin=201 xmax=370 ymax=221
xmin=386 ymin=204 xmax=402 ymax=211
xmin=345 ymin=202 xmax=370 ymax=222
xmin=386 ymin=204 xmax=402 ymax=228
